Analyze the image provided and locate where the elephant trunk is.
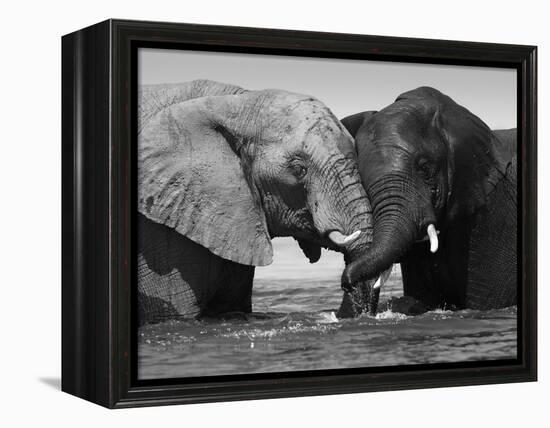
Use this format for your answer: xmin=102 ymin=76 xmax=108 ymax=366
xmin=310 ymin=154 xmax=374 ymax=257
xmin=342 ymin=175 xmax=431 ymax=288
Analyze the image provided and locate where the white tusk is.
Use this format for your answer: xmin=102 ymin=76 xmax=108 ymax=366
xmin=416 ymin=229 xmax=440 ymax=243
xmin=427 ymin=224 xmax=438 ymax=253
xmin=343 ymin=230 xmax=361 ymax=244
xmin=328 ymin=230 xmax=361 ymax=246
xmin=373 ymin=266 xmax=392 ymax=289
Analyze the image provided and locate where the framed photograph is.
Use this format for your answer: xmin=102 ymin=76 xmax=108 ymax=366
xmin=62 ymin=19 xmax=537 ymax=408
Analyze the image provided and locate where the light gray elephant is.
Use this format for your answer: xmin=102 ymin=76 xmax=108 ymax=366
xmin=137 ymin=80 xmax=374 ymax=323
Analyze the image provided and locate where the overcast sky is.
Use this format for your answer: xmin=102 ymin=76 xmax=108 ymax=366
xmin=139 ymin=48 xmax=516 ymax=129
xmin=138 ymin=48 xmax=517 ymax=280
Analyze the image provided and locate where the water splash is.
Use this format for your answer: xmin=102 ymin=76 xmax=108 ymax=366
xmin=375 ymin=309 xmax=409 ymax=320
xmin=138 ymin=275 xmax=518 ymax=380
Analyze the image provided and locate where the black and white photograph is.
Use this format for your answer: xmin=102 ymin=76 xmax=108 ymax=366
xmin=136 ymin=48 xmax=518 ymax=380
xmin=2 ymin=0 xmax=545 ymax=422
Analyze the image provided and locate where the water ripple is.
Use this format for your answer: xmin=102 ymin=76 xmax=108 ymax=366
xmin=138 ymin=275 xmax=517 ymax=379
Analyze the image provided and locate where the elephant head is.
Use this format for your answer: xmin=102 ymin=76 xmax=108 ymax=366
xmin=138 ymin=80 xmax=373 ymax=269
xmin=341 ymin=86 xmax=513 ymax=289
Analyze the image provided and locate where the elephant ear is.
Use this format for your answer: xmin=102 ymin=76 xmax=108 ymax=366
xmin=138 ymin=79 xmax=247 ymax=133
xmin=399 ymin=87 xmax=511 ymax=219
xmin=340 ymin=111 xmax=377 ymax=138
xmin=137 ymin=95 xmax=273 ymax=267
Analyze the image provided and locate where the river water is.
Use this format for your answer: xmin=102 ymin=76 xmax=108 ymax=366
xmin=138 ymin=239 xmax=517 ymax=380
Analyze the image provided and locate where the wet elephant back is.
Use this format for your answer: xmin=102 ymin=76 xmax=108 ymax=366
xmin=492 ymin=128 xmax=517 ymax=167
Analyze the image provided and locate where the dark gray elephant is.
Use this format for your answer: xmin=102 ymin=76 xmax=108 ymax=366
xmin=339 ymin=87 xmax=517 ymax=315
xmin=137 ymin=80 xmax=373 ymax=323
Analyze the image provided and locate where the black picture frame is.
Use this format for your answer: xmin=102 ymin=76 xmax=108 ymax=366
xmin=61 ymin=19 xmax=537 ymax=408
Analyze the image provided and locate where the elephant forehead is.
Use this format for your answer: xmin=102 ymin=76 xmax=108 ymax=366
xmin=366 ymin=104 xmax=432 ymax=143
xmin=278 ymin=104 xmax=350 ymax=148
xmin=260 ymin=90 xmax=340 ymax=128
xmin=381 ymin=102 xmax=428 ymax=125
xmin=275 ymin=117 xmax=353 ymax=159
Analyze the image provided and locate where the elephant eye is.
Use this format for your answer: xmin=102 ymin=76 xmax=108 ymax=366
xmin=295 ymin=165 xmax=308 ymax=179
xmin=289 ymin=162 xmax=308 ymax=180
xmin=417 ymin=158 xmax=436 ymax=179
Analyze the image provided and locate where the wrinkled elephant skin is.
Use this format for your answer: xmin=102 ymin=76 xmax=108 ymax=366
xmin=341 ymin=87 xmax=517 ymax=313
xmin=137 ymin=80 xmax=373 ymax=323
